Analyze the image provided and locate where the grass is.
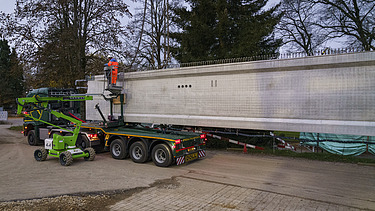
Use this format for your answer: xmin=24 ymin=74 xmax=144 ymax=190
xmin=207 ymin=132 xmax=375 ymax=164
xmin=225 ymin=147 xmax=375 ymax=164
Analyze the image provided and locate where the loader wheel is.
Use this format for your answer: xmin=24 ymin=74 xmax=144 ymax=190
xmin=110 ymin=139 xmax=127 ymax=159
xmin=34 ymin=148 xmax=48 ymax=161
xmin=84 ymin=147 xmax=96 ymax=161
xmin=28 ymin=130 xmax=38 ymax=146
xmin=77 ymin=135 xmax=90 ymax=150
xmin=130 ymin=141 xmax=148 ymax=163
xmin=152 ymin=144 xmax=173 ymax=167
xmin=59 ymin=151 xmax=73 ymax=166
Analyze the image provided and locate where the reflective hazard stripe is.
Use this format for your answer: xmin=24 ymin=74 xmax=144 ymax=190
xmin=176 ymin=156 xmax=185 ymax=165
xmin=198 ymin=150 xmax=206 ymax=158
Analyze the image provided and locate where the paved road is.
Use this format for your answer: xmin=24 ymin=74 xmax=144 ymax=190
xmin=0 ymin=121 xmax=374 ymax=210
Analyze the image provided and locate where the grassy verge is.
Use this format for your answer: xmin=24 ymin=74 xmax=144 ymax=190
xmin=245 ymin=148 xmax=375 ymax=164
xmin=207 ymin=134 xmax=375 ymax=164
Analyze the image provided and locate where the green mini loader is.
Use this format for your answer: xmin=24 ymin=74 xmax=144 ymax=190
xmin=17 ymin=94 xmax=95 ymax=166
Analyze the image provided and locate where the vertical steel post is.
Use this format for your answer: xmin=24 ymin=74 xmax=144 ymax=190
xmin=110 ymin=99 xmax=113 ymax=118
xmin=120 ymin=94 xmax=124 ymax=122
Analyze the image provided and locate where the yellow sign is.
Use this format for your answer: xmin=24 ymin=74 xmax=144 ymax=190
xmin=113 ymin=94 xmax=126 ymax=105
xmin=185 ymin=153 xmax=198 ymax=162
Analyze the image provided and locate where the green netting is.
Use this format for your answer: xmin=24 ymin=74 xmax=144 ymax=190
xmin=369 ymin=144 xmax=375 ymax=155
xmin=300 ymin=133 xmax=375 ymax=156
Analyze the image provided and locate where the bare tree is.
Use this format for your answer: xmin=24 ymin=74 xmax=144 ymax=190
xmin=129 ymin=0 xmax=173 ymax=70
xmin=0 ymin=0 xmax=132 ymax=88
xmin=313 ymin=0 xmax=375 ymax=51
xmin=278 ymin=0 xmax=329 ymax=55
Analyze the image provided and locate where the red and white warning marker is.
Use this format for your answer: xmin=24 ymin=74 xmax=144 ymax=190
xmin=270 ymin=132 xmax=296 ymax=151
xmin=206 ymin=133 xmax=265 ymax=151
xmin=185 ymin=128 xmax=265 ymax=151
xmin=176 ymin=156 xmax=185 ymax=165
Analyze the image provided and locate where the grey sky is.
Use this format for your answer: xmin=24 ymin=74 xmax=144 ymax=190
xmin=1 ymin=0 xmax=282 ymax=14
xmin=0 ymin=0 xmax=16 ymax=13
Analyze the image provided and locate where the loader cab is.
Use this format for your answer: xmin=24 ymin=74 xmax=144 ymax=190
xmin=22 ymin=88 xmax=83 ymax=146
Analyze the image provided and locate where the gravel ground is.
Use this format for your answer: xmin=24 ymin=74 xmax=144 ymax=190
xmin=0 ymin=194 xmax=111 ymax=211
xmin=0 ymin=178 xmax=177 ymax=211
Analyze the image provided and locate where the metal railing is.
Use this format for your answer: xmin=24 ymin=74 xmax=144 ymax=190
xmin=135 ymin=48 xmax=371 ymax=71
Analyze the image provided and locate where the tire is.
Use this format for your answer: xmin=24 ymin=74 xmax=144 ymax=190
xmin=34 ymin=148 xmax=48 ymax=161
xmin=110 ymin=139 xmax=127 ymax=159
xmin=84 ymin=147 xmax=96 ymax=161
xmin=77 ymin=135 xmax=90 ymax=150
xmin=129 ymin=141 xmax=148 ymax=163
xmin=28 ymin=130 xmax=38 ymax=146
xmin=151 ymin=144 xmax=173 ymax=167
xmin=59 ymin=151 xmax=73 ymax=166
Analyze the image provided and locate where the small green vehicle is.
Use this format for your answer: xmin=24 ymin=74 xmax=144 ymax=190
xmin=17 ymin=94 xmax=96 ymax=166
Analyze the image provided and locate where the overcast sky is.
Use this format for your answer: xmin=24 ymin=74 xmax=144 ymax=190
xmin=0 ymin=0 xmax=15 ymax=13
xmin=1 ymin=0 xmax=281 ymax=14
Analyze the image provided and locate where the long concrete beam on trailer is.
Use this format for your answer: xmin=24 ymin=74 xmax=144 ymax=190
xmin=86 ymin=51 xmax=375 ymax=136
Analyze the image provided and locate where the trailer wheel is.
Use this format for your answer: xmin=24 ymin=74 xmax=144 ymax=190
xmin=130 ymin=141 xmax=148 ymax=163
xmin=84 ymin=147 xmax=96 ymax=161
xmin=110 ymin=139 xmax=127 ymax=159
xmin=59 ymin=151 xmax=73 ymax=166
xmin=28 ymin=130 xmax=38 ymax=146
xmin=34 ymin=148 xmax=48 ymax=161
xmin=152 ymin=144 xmax=172 ymax=167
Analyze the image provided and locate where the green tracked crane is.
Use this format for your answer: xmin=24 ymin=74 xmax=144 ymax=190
xmin=17 ymin=95 xmax=95 ymax=166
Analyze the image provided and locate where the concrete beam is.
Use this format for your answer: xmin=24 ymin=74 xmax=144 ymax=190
xmin=86 ymin=51 xmax=375 ymax=136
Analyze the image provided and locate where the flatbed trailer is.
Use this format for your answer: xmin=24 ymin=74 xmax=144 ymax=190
xmin=81 ymin=123 xmax=206 ymax=167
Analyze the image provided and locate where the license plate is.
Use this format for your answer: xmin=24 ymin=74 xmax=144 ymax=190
xmin=185 ymin=152 xmax=198 ymax=162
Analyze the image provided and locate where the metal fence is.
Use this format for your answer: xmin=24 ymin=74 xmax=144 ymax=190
xmin=136 ymin=48 xmax=371 ymax=71
xmin=0 ymin=111 xmax=8 ymax=121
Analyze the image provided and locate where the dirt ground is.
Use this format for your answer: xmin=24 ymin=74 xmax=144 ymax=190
xmin=1 ymin=119 xmax=374 ymax=210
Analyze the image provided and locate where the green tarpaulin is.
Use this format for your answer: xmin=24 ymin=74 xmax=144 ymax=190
xmin=300 ymin=133 xmax=375 ymax=156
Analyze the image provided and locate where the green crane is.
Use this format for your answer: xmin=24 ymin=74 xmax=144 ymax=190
xmin=17 ymin=95 xmax=95 ymax=166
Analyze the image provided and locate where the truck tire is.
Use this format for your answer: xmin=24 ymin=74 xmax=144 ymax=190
xmin=34 ymin=148 xmax=48 ymax=161
xmin=110 ymin=139 xmax=127 ymax=159
xmin=129 ymin=141 xmax=148 ymax=163
xmin=59 ymin=151 xmax=73 ymax=166
xmin=77 ymin=135 xmax=90 ymax=150
xmin=28 ymin=130 xmax=38 ymax=146
xmin=151 ymin=144 xmax=173 ymax=167
xmin=84 ymin=147 xmax=96 ymax=161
